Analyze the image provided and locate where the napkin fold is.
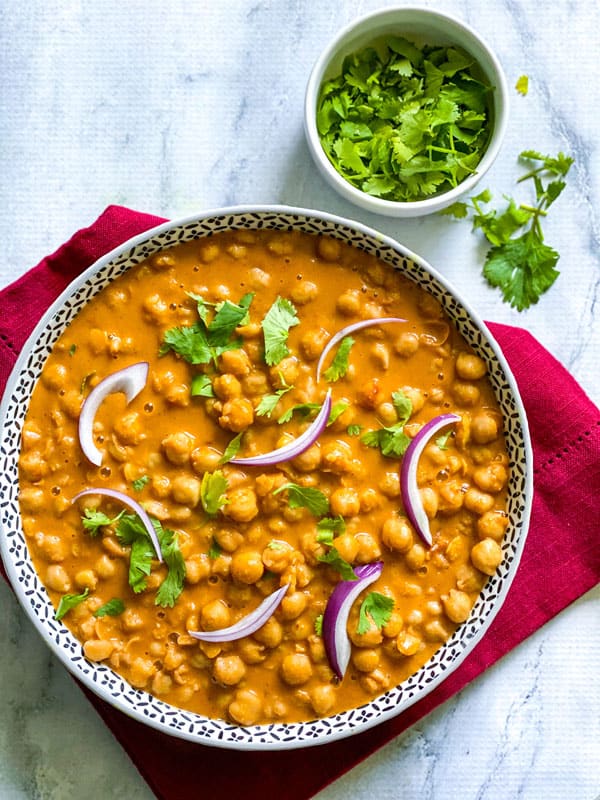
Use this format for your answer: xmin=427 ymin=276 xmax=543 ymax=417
xmin=1 ymin=206 xmax=598 ymax=800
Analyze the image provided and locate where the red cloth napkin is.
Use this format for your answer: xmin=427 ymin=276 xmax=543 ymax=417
xmin=1 ymin=206 xmax=599 ymax=799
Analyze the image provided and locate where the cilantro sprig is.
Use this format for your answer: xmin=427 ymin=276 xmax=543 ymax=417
xmin=200 ymin=470 xmax=229 ymax=516
xmin=261 ymin=297 xmax=299 ymax=366
xmin=357 ymin=592 xmax=395 ymax=634
xmin=81 ymin=507 xmax=123 ymax=536
xmin=361 ymin=390 xmax=413 ymax=458
xmin=443 ymin=150 xmax=573 ymax=310
xmin=273 ymin=483 xmax=330 ymax=517
xmin=55 ymin=589 xmax=89 ymax=620
xmin=317 ymin=37 xmax=493 ymax=202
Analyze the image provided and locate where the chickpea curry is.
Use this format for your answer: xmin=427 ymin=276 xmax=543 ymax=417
xmin=19 ymin=229 xmax=509 ymax=726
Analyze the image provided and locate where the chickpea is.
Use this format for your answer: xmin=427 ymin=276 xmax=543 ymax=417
xmin=34 ymin=533 xmax=66 ymax=563
xmin=352 ymin=648 xmax=380 ymax=672
xmin=379 ymin=472 xmax=401 ymax=498
xmin=445 ymin=535 xmax=467 ymax=563
xmin=456 ymin=352 xmax=487 ymax=381
xmin=254 ymin=616 xmax=283 ymax=648
xmin=354 ymin=532 xmax=381 ymax=563
xmin=280 ymin=591 xmax=308 ymax=620
xmin=376 ymin=401 xmax=398 ymax=426
xmin=396 ymin=631 xmax=422 ymax=656
xmin=231 ymin=550 xmax=264 ymax=584
xmin=349 ymin=617 xmax=383 ymax=648
xmin=456 ymin=564 xmax=486 ymax=593
xmin=75 ymin=569 xmax=97 ymax=591
xmin=292 ymin=443 xmax=321 ymax=473
xmin=261 ymin=541 xmax=295 ymax=573
xmin=471 ymin=412 xmax=500 ymax=444
xmin=437 ymin=479 xmax=465 ymax=514
xmin=452 ymin=382 xmax=481 ymax=407
xmin=477 ymin=509 xmax=509 ymax=541
xmin=247 ymin=266 xmax=269 ymax=285
xmin=471 ymin=538 xmax=503 ymax=576
xmin=19 ymin=487 xmax=45 ymax=513
xmin=113 ymin=411 xmax=143 ymax=445
xmin=443 ymin=589 xmax=473 ymax=623
xmin=383 ymin=611 xmax=403 ymax=638
xmin=330 ymin=487 xmax=360 ymax=518
xmin=336 ymin=289 xmax=361 ymax=316
xmin=190 ymin=445 xmax=222 ymax=474
xmin=270 ymin=356 xmax=299 ymax=388
xmin=360 ymin=487 xmax=382 ymax=513
xmin=19 ymin=451 xmax=48 ymax=482
xmin=371 ymin=342 xmax=390 ymax=370
xmin=300 ymin=328 xmax=330 ymax=361
xmin=237 ymin=638 xmax=266 ymax=665
xmin=213 ymin=527 xmax=244 ymax=553
xmin=280 ymin=653 xmax=313 ymax=686
xmin=473 ymin=463 xmax=508 ymax=493
xmin=405 ymin=543 xmax=426 ymax=572
xmin=200 ymin=599 xmax=231 ymax=631
xmin=213 ymin=654 xmax=246 ymax=687
xmin=122 ymin=608 xmax=145 ymax=632
xmin=162 ymin=431 xmax=195 ymax=466
xmin=228 ymin=689 xmax=262 ymax=726
xmin=46 ymin=564 xmax=71 ymax=593
xmin=220 ymin=349 xmax=251 ymax=377
xmin=224 ymin=487 xmax=259 ymax=522
xmin=310 ymin=684 xmax=336 ymax=716
xmin=424 ymin=619 xmax=452 ymax=643
xmin=151 ymin=672 xmax=173 ymax=696
xmin=332 ymin=533 xmax=359 ymax=564
xmin=42 ymin=362 xmax=68 ymax=390
xmin=359 ymin=668 xmax=391 ymax=694
xmin=213 ymin=373 xmax=242 ymax=400
xmin=184 ymin=553 xmax=211 ymax=584
xmin=394 ymin=331 xmax=419 ymax=358
xmin=95 ymin=554 xmax=116 ymax=579
xmin=290 ymin=280 xmax=318 ymax=305
xmin=321 ymin=439 xmax=354 ymax=474
xmin=356 ymin=378 xmax=381 ymax=409
xmin=420 ymin=487 xmax=439 ymax=519
xmin=219 ymin=397 xmax=254 ymax=432
xmin=83 ymin=639 xmax=115 ymax=662
xmin=464 ymin=487 xmax=495 ymax=515
xmin=316 ymin=236 xmax=341 ymax=261
xmin=381 ymin=517 xmax=413 ymax=553
xmin=129 ymin=657 xmax=156 ymax=689
xmin=171 ymin=475 xmax=202 ymax=507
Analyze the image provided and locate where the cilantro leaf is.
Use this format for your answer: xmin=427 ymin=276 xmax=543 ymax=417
xmin=328 ymin=400 xmax=350 ymax=425
xmin=317 ymin=547 xmax=357 ymax=581
xmin=361 ymin=425 xmax=411 ymax=458
xmin=273 ymin=483 xmax=330 ymax=517
xmin=191 ymin=374 xmax=215 ymax=398
xmin=154 ymin=526 xmax=186 ymax=608
xmin=128 ymin=535 xmax=155 ymax=593
xmin=159 ymin=322 xmax=213 ymax=364
xmin=218 ymin=432 xmax=244 ymax=465
xmin=316 ymin=516 xmax=347 ymax=539
xmin=314 ymin=613 xmax=324 ymax=636
xmin=94 ymin=598 xmax=125 ymax=617
xmin=391 ymin=390 xmax=412 ymax=425
xmin=261 ymin=297 xmax=299 ymax=366
xmin=323 ymin=336 xmax=354 ymax=382
xmin=207 ymin=293 xmax=254 ymax=346
xmin=483 ymin=234 xmax=560 ymax=310
xmin=435 ymin=431 xmax=452 ymax=450
xmin=347 ymin=423 xmax=362 ymax=436
xmin=200 ymin=470 xmax=229 ymax=516
xmin=357 ymin=592 xmax=395 ymax=634
xmin=256 ymin=381 xmax=293 ymax=418
xmin=81 ymin=508 xmax=123 ymax=536
xmin=55 ymin=589 xmax=89 ymax=621
xmin=132 ymin=475 xmax=150 ymax=492
xmin=208 ymin=537 xmax=222 ymax=559
xmin=278 ymin=402 xmax=322 ymax=424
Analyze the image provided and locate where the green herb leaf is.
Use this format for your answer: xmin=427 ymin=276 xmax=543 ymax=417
xmin=191 ymin=374 xmax=215 ymax=398
xmin=323 ymin=336 xmax=354 ymax=382
xmin=200 ymin=470 xmax=229 ymax=516
xmin=314 ymin=613 xmax=324 ymax=636
xmin=159 ymin=322 xmax=213 ymax=364
xmin=317 ymin=547 xmax=357 ymax=581
xmin=278 ymin=402 xmax=321 ymax=424
xmin=347 ymin=423 xmax=363 ymax=436
xmin=68 ymin=344 xmax=77 ymax=357
xmin=128 ymin=535 xmax=155 ymax=594
xmin=273 ymin=483 xmax=330 ymax=517
xmin=218 ymin=432 xmax=244 ymax=465
xmin=207 ymin=293 xmax=254 ymax=346
xmin=256 ymin=382 xmax=293 ymax=418
xmin=316 ymin=516 xmax=347 ymax=540
xmin=94 ymin=598 xmax=126 ymax=617
xmin=81 ymin=508 xmax=123 ymax=536
xmin=357 ymin=592 xmax=395 ymax=634
xmin=154 ymin=526 xmax=186 ymax=608
xmin=208 ymin=537 xmax=222 ymax=559
xmin=328 ymin=400 xmax=350 ymax=425
xmin=391 ymin=390 xmax=413 ymax=425
xmin=435 ymin=431 xmax=452 ymax=450
xmin=261 ymin=297 xmax=299 ymax=366
xmin=361 ymin=395 xmax=412 ymax=459
xmin=55 ymin=589 xmax=89 ymax=620
xmin=132 ymin=475 xmax=150 ymax=492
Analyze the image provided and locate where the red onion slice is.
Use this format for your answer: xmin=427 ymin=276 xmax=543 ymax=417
xmin=188 ymin=583 xmax=290 ymax=642
xmin=231 ymin=390 xmax=332 ymax=467
xmin=316 ymin=318 xmax=406 ymax=382
xmin=78 ymin=362 xmax=149 ymax=466
xmin=322 ymin=561 xmax=383 ymax=680
xmin=72 ymin=487 xmax=162 ymax=563
xmin=400 ymin=413 xmax=461 ymax=547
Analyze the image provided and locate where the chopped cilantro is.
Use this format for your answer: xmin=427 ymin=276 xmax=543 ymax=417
xmin=435 ymin=431 xmax=452 ymax=450
xmin=314 ymin=613 xmax=324 ymax=636
xmin=261 ymin=296 xmax=299 ymax=366
xmin=218 ymin=432 xmax=244 ymax=465
xmin=207 ymin=293 xmax=254 ymax=346
xmin=317 ymin=547 xmax=357 ymax=581
xmin=357 ymin=592 xmax=395 ymax=634
xmin=317 ymin=37 xmax=493 ymax=202
xmin=191 ymin=374 xmax=215 ymax=398
xmin=80 ymin=371 xmax=95 ymax=395
xmin=68 ymin=344 xmax=77 ymax=357
xmin=256 ymin=381 xmax=293 ymax=418
xmin=127 ymin=535 xmax=155 ymax=594
xmin=278 ymin=402 xmax=321 ymax=425
xmin=347 ymin=424 xmax=363 ymax=436
xmin=208 ymin=537 xmax=222 ymax=559
xmin=316 ymin=516 xmax=347 ymax=540
xmin=361 ymin=390 xmax=412 ymax=457
xmin=94 ymin=598 xmax=126 ymax=617
xmin=391 ymin=390 xmax=412 ymax=424
xmin=81 ymin=508 xmax=123 ymax=536
xmin=55 ymin=589 xmax=89 ymax=621
xmin=442 ymin=150 xmax=573 ymax=309
xmin=132 ymin=475 xmax=150 ymax=492
xmin=200 ymin=470 xmax=229 ymax=516
xmin=273 ymin=483 xmax=330 ymax=517
xmin=515 ymin=75 xmax=529 ymax=95
xmin=154 ymin=526 xmax=187 ymax=608
xmin=323 ymin=336 xmax=354 ymax=382
xmin=328 ymin=400 xmax=350 ymax=425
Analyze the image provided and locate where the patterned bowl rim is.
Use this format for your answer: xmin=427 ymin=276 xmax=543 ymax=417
xmin=0 ymin=205 xmax=533 ymax=750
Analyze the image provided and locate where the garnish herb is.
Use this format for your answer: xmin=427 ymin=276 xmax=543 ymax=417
xmin=218 ymin=432 xmax=244 ymax=465
xmin=347 ymin=424 xmax=362 ymax=436
xmin=261 ymin=297 xmax=299 ymax=366
xmin=160 ymin=291 xmax=254 ymax=365
xmin=267 ymin=540 xmax=286 ymax=551
xmin=256 ymin=379 xmax=293 ymax=418
xmin=317 ymin=547 xmax=357 ymax=581
xmin=515 ymin=75 xmax=529 ymax=95
xmin=435 ymin=431 xmax=452 ymax=450
xmin=81 ymin=508 xmax=123 ymax=536
xmin=357 ymin=592 xmax=395 ymax=635
xmin=323 ymin=336 xmax=354 ymax=382
xmin=94 ymin=598 xmax=126 ymax=617
xmin=68 ymin=344 xmax=77 ymax=357
xmin=191 ymin=374 xmax=215 ymax=398
xmin=208 ymin=537 xmax=223 ymax=560
xmin=154 ymin=526 xmax=187 ymax=608
xmin=361 ymin=390 xmax=413 ymax=458
xmin=317 ymin=37 xmax=493 ymax=202
xmin=80 ymin=371 xmax=96 ymax=395
xmin=200 ymin=471 xmax=229 ymax=516
xmin=278 ymin=399 xmax=348 ymax=426
xmin=316 ymin=516 xmax=347 ymax=541
xmin=132 ymin=475 xmax=150 ymax=492
xmin=55 ymin=589 xmax=89 ymax=621
xmin=328 ymin=400 xmax=350 ymax=425
xmin=273 ymin=483 xmax=330 ymax=517
xmin=314 ymin=613 xmax=324 ymax=636
xmin=442 ymin=150 xmax=573 ymax=310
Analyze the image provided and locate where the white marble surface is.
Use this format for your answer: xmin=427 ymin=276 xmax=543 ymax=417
xmin=0 ymin=1 xmax=598 ymax=798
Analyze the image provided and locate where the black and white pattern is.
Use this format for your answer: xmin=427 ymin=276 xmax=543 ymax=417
xmin=0 ymin=207 xmax=533 ymax=750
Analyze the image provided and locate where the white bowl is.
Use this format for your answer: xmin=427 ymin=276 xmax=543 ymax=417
xmin=305 ymin=7 xmax=509 ymax=217
xmin=0 ymin=206 xmax=532 ymax=749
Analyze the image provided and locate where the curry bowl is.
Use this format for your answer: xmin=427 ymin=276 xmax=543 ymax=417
xmin=0 ymin=206 xmax=532 ymax=749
